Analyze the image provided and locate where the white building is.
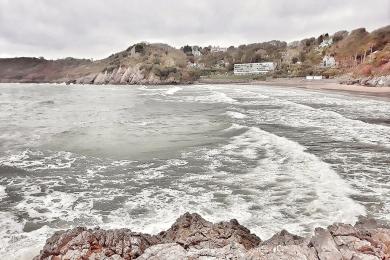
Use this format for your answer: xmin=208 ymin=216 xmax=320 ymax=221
xmin=322 ymin=55 xmax=336 ymax=67
xmin=211 ymin=46 xmax=227 ymax=53
xmin=306 ymin=76 xmax=323 ymax=80
xmin=234 ymin=62 xmax=275 ymax=75
xmin=319 ymin=38 xmax=333 ymax=48
xmin=192 ymin=47 xmax=202 ymax=57
xmin=187 ymin=62 xmax=205 ymax=69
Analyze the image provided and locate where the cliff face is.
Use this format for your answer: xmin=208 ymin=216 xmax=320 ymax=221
xmin=76 ymin=65 xmax=182 ymax=85
xmin=34 ymin=213 xmax=390 ymax=260
xmin=0 ymin=43 xmax=196 ymax=85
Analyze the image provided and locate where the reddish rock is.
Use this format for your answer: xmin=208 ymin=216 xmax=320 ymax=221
xmin=34 ymin=213 xmax=390 ymax=260
xmin=156 ymin=213 xmax=261 ymax=250
xmin=34 ymin=228 xmax=159 ymax=260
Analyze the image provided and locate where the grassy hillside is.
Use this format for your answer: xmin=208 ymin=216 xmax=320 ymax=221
xmin=0 ymin=25 xmax=388 ymax=84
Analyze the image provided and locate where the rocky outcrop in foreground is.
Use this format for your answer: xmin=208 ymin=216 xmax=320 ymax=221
xmin=34 ymin=213 xmax=390 ymax=260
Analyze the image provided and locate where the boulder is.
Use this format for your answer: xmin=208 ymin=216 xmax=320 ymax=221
xmin=247 ymin=244 xmax=318 ymax=260
xmin=263 ymin=229 xmax=306 ymax=247
xmin=34 ymin=213 xmax=390 ymax=260
xmin=33 ymin=228 xmax=159 ymax=260
xmin=156 ymin=212 xmax=261 ymax=250
xmin=311 ymin=228 xmax=342 ymax=260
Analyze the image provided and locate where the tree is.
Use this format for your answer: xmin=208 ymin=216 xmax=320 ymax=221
xmin=332 ymin=30 xmax=348 ymax=42
xmin=299 ymin=52 xmax=306 ymax=62
xmin=182 ymin=45 xmax=192 ymax=54
xmin=317 ymin=35 xmax=324 ymax=45
xmin=134 ymin=43 xmax=145 ymax=53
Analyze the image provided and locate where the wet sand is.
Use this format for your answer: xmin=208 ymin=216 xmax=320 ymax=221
xmin=198 ymin=77 xmax=390 ymax=99
xmin=249 ymin=78 xmax=390 ymax=100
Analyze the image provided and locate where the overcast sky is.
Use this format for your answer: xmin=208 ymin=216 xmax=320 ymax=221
xmin=0 ymin=0 xmax=389 ymax=59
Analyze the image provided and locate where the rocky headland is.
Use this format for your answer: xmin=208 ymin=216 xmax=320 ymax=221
xmin=1 ymin=25 xmax=389 ymax=86
xmin=0 ymin=43 xmax=197 ymax=85
xmin=34 ymin=213 xmax=390 ymax=260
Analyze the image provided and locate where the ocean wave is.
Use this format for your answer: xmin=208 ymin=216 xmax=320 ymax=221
xmin=226 ymin=111 xmax=247 ymax=119
xmin=166 ymin=159 xmax=188 ymax=166
xmin=183 ymin=124 xmax=366 ymax=238
xmin=0 ymin=149 xmax=77 ymax=171
xmin=0 ymin=186 xmax=6 ymax=200
xmin=180 ymin=91 xmax=237 ymax=104
xmin=0 ymin=213 xmax=56 ymax=260
xmin=231 ymin=126 xmax=365 ymax=236
xmin=246 ymin=96 xmax=390 ymax=148
xmin=165 ymin=86 xmax=183 ymax=95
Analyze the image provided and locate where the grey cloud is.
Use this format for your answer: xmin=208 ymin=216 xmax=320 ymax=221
xmin=0 ymin=0 xmax=389 ymax=59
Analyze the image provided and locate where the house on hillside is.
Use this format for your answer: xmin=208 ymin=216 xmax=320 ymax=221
xmin=319 ymin=38 xmax=333 ymax=48
xmin=306 ymin=75 xmax=323 ymax=80
xmin=187 ymin=62 xmax=205 ymax=69
xmin=234 ymin=62 xmax=275 ymax=75
xmin=211 ymin=46 xmax=227 ymax=53
xmin=322 ymin=55 xmax=337 ymax=67
xmin=192 ymin=47 xmax=202 ymax=57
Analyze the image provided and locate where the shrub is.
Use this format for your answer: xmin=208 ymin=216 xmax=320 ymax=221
xmin=182 ymin=45 xmax=192 ymax=54
xmin=134 ymin=44 xmax=145 ymax=53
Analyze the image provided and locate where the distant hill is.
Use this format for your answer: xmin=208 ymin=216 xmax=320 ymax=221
xmin=0 ymin=25 xmax=388 ymax=84
xmin=0 ymin=43 xmax=197 ymax=85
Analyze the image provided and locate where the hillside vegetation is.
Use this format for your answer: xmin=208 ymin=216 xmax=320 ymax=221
xmin=0 ymin=43 xmax=198 ymax=84
xmin=0 ymin=25 xmax=388 ymax=84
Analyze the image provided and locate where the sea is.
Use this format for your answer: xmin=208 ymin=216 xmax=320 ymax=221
xmin=0 ymin=83 xmax=389 ymax=259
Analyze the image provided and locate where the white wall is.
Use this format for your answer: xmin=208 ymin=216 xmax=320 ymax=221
xmin=234 ymin=62 xmax=275 ymax=75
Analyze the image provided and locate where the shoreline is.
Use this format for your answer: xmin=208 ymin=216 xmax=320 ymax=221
xmin=2 ymin=79 xmax=390 ymax=100
xmin=198 ymin=77 xmax=390 ymax=100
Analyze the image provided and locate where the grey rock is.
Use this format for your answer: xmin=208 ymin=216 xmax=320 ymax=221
xmin=247 ymin=244 xmax=317 ymax=260
xmin=341 ymin=75 xmax=390 ymax=87
xmin=311 ymin=228 xmax=342 ymax=260
xmin=137 ymin=243 xmax=187 ymax=260
xmin=34 ymin=214 xmax=390 ymax=260
xmin=263 ymin=229 xmax=306 ymax=247
xmin=156 ymin=212 xmax=261 ymax=250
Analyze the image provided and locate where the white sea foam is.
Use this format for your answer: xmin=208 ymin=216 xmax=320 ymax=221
xmin=227 ymin=126 xmax=366 ymax=237
xmin=137 ymin=86 xmax=168 ymax=91
xmin=102 ymin=186 xmax=253 ymax=236
xmin=226 ymin=111 xmax=247 ymax=119
xmin=0 ymin=186 xmax=6 ymax=200
xmin=14 ymin=190 xmax=92 ymax=222
xmin=166 ymin=159 xmax=188 ymax=166
xmin=182 ymin=124 xmax=367 ymax=238
xmin=0 ymin=212 xmax=55 ymax=260
xmin=165 ymin=86 xmax=183 ymax=95
xmin=111 ymin=160 xmax=134 ymax=166
xmin=181 ymin=91 xmax=237 ymax=104
xmin=137 ymin=121 xmax=150 ymax=126
xmin=247 ymin=95 xmax=390 ymax=148
xmin=222 ymin=123 xmax=246 ymax=132
xmin=86 ymin=165 xmax=107 ymax=175
xmin=0 ymin=187 xmax=101 ymax=259
xmin=0 ymin=150 xmax=77 ymax=171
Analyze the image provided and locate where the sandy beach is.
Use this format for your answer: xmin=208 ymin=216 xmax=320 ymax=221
xmin=198 ymin=77 xmax=390 ymax=100
xmin=251 ymin=78 xmax=390 ymax=99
